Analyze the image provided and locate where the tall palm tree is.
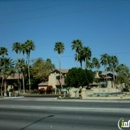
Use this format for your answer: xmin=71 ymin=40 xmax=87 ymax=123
xmin=82 ymin=46 xmax=92 ymax=69
xmin=71 ymin=39 xmax=82 ymax=68
xmin=24 ymin=40 xmax=35 ymax=91
xmin=92 ymin=57 xmax=100 ymax=86
xmin=100 ymin=53 xmax=110 ymax=73
xmin=107 ymin=55 xmax=119 ymax=87
xmin=54 ymin=42 xmax=65 ymax=89
xmin=115 ymin=64 xmax=130 ymax=89
xmin=74 ymin=52 xmax=83 ymax=68
xmin=21 ymin=43 xmax=26 ymax=58
xmin=0 ymin=58 xmax=15 ymax=96
xmin=12 ymin=42 xmax=21 ymax=60
xmin=16 ymin=58 xmax=26 ymax=93
xmin=12 ymin=42 xmax=22 ymax=92
xmin=100 ymin=53 xmax=110 ymax=87
xmin=92 ymin=57 xmax=100 ymax=72
xmin=0 ymin=47 xmax=8 ymax=96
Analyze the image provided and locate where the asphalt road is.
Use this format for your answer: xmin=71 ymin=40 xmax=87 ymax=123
xmin=0 ymin=97 xmax=129 ymax=130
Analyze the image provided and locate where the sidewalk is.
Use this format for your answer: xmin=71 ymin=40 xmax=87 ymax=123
xmin=0 ymin=96 xmax=130 ymax=103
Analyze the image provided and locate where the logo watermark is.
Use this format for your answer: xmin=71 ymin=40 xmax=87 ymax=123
xmin=118 ymin=118 xmax=130 ymax=130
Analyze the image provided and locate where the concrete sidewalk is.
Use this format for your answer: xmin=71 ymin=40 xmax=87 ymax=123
xmin=0 ymin=96 xmax=130 ymax=103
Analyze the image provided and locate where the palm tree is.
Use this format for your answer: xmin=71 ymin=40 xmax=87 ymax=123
xmin=12 ymin=42 xmax=21 ymax=60
xmin=24 ymin=40 xmax=35 ymax=91
xmin=0 ymin=58 xmax=15 ymax=96
xmin=74 ymin=52 xmax=83 ymax=68
xmin=107 ymin=55 xmax=119 ymax=87
xmin=54 ymin=42 xmax=65 ymax=89
xmin=16 ymin=58 xmax=26 ymax=93
xmin=72 ymin=39 xmax=82 ymax=68
xmin=115 ymin=64 xmax=130 ymax=90
xmin=82 ymin=46 xmax=92 ymax=69
xmin=92 ymin=57 xmax=100 ymax=87
xmin=100 ymin=53 xmax=110 ymax=87
xmin=0 ymin=47 xmax=8 ymax=96
xmin=100 ymin=53 xmax=110 ymax=74
xmin=21 ymin=43 xmax=27 ymax=58
xmin=92 ymin=57 xmax=100 ymax=72
xmin=12 ymin=42 xmax=22 ymax=92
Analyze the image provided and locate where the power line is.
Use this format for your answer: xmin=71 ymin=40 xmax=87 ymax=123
xmin=0 ymin=1 xmax=127 ymax=25
xmin=0 ymin=0 xmax=84 ymax=17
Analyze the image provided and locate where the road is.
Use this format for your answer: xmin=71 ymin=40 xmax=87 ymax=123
xmin=0 ymin=97 xmax=129 ymax=130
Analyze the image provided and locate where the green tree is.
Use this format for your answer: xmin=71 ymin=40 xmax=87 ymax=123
xmin=54 ymin=42 xmax=65 ymax=89
xmin=12 ymin=42 xmax=22 ymax=92
xmin=115 ymin=64 xmax=130 ymax=91
xmin=92 ymin=57 xmax=100 ymax=72
xmin=46 ymin=58 xmax=55 ymax=71
xmin=12 ymin=42 xmax=21 ymax=60
xmin=107 ymin=55 xmax=119 ymax=87
xmin=65 ymin=68 xmax=94 ymax=88
xmin=24 ymin=40 xmax=35 ymax=91
xmin=82 ymin=46 xmax=92 ymax=69
xmin=0 ymin=47 xmax=8 ymax=96
xmin=31 ymin=58 xmax=55 ymax=82
xmin=72 ymin=39 xmax=82 ymax=68
xmin=16 ymin=58 xmax=26 ymax=93
xmin=100 ymin=53 xmax=110 ymax=87
xmin=0 ymin=58 xmax=15 ymax=96
xmin=74 ymin=52 xmax=83 ymax=68
xmin=100 ymin=53 xmax=110 ymax=73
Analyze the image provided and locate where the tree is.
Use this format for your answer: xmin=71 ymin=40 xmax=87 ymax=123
xmin=54 ymin=42 xmax=65 ymax=89
xmin=100 ymin=53 xmax=110 ymax=73
xmin=24 ymin=40 xmax=35 ymax=91
xmin=107 ymin=55 xmax=119 ymax=87
xmin=72 ymin=39 xmax=82 ymax=68
xmin=31 ymin=58 xmax=55 ymax=88
xmin=0 ymin=58 xmax=15 ymax=96
xmin=82 ymin=46 xmax=92 ymax=69
xmin=92 ymin=57 xmax=100 ymax=72
xmin=12 ymin=42 xmax=21 ymax=60
xmin=46 ymin=58 xmax=55 ymax=71
xmin=12 ymin=42 xmax=22 ymax=92
xmin=15 ymin=58 xmax=26 ymax=93
xmin=115 ymin=64 xmax=130 ymax=91
xmin=74 ymin=52 xmax=83 ymax=68
xmin=0 ymin=47 xmax=8 ymax=96
xmin=65 ymin=68 xmax=94 ymax=88
xmin=100 ymin=53 xmax=110 ymax=87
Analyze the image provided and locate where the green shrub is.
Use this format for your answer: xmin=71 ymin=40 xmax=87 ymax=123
xmin=122 ymin=88 xmax=129 ymax=92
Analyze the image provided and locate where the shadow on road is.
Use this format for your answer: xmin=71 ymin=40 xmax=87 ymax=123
xmin=20 ymin=115 xmax=54 ymax=130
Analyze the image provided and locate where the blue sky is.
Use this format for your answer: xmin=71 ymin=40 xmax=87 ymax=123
xmin=0 ymin=0 xmax=130 ymax=70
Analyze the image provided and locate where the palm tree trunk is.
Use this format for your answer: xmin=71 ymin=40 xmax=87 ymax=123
xmin=1 ymin=76 xmax=3 ymax=97
xmin=4 ymin=79 xmax=6 ymax=96
xmin=77 ymin=52 xmax=78 ymax=68
xmin=58 ymin=54 xmax=63 ymax=90
xmin=85 ymin=57 xmax=86 ymax=69
xmin=22 ymin=73 xmax=25 ymax=93
xmin=27 ymin=56 xmax=31 ymax=91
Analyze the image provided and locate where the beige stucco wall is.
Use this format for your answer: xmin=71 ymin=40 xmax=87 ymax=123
xmin=48 ymin=73 xmax=57 ymax=89
xmin=69 ymin=88 xmax=79 ymax=98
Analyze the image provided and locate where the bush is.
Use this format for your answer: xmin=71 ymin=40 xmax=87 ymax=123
xmin=46 ymin=86 xmax=52 ymax=94
xmin=38 ymin=88 xmax=45 ymax=94
xmin=122 ymin=88 xmax=129 ymax=92
xmin=31 ymin=89 xmax=39 ymax=94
